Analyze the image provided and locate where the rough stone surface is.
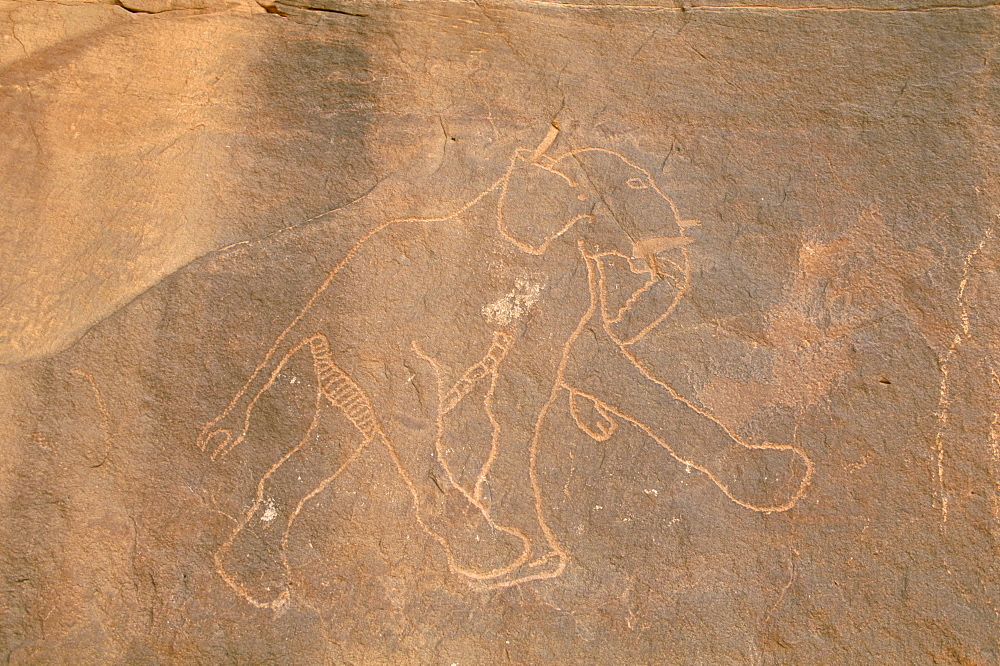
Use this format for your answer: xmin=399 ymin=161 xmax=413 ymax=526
xmin=1 ymin=0 xmax=999 ymax=662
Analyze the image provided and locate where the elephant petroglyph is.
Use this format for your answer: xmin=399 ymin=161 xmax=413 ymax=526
xmin=197 ymin=127 xmax=814 ymax=610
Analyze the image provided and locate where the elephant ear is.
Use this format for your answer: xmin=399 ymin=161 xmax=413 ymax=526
xmin=499 ymin=153 xmax=592 ymax=254
xmin=569 ymin=390 xmax=618 ymax=442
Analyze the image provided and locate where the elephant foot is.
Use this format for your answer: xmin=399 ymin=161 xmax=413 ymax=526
xmin=422 ymin=488 xmax=532 ymax=582
xmin=708 ymin=443 xmax=813 ymax=513
xmin=470 ymin=548 xmax=569 ymax=591
xmin=215 ymin=500 xmax=292 ymax=610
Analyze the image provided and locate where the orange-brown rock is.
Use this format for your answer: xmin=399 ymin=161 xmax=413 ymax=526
xmin=1 ymin=0 xmax=998 ymax=661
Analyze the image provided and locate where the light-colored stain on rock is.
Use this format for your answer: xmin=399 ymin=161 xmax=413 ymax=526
xmin=482 ymin=277 xmax=544 ymax=326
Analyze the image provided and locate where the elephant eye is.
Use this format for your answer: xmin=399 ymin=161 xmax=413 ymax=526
xmin=626 ymin=177 xmax=649 ymax=190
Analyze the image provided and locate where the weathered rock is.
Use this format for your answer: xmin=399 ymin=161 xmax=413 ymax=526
xmin=1 ymin=0 xmax=998 ymax=662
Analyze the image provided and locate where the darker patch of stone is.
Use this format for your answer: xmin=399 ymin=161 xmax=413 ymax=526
xmin=268 ymin=2 xmax=370 ymax=17
xmin=262 ymin=0 xmax=388 ymax=17
xmin=113 ymin=1 xmax=175 ymax=14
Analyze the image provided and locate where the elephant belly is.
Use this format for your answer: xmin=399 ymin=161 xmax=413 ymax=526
xmin=311 ymin=219 xmax=592 ymax=432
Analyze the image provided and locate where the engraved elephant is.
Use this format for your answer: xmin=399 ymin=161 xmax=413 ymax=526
xmin=197 ymin=129 xmax=813 ymax=609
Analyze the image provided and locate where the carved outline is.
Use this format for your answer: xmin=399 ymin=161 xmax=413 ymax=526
xmin=200 ymin=129 xmax=815 ymax=606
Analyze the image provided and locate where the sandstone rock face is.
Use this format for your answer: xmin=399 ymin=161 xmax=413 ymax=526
xmin=1 ymin=0 xmax=998 ymax=662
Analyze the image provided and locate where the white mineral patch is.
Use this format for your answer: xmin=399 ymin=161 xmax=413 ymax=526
xmin=483 ymin=278 xmax=543 ymax=326
xmin=261 ymin=499 xmax=278 ymax=523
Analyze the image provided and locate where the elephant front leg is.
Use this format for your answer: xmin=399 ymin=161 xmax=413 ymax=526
xmin=564 ymin=330 xmax=814 ymax=513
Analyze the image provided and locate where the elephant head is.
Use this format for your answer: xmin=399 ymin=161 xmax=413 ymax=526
xmin=498 ymin=141 xmax=699 ymax=344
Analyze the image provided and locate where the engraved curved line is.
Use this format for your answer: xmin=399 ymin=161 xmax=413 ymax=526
xmin=496 ymin=169 xmax=594 ymax=254
xmin=215 ymin=330 xmax=536 ymax=604
xmin=568 ymin=389 xmax=618 ymax=442
xmin=594 ymin=250 xmax=660 ymax=325
xmin=440 ymin=331 xmax=513 ymax=415
xmin=552 ymin=146 xmax=696 ymax=346
xmin=200 ymin=141 xmax=556 ymax=458
xmin=593 ymin=248 xmax=692 ymax=346
xmin=436 ymin=242 xmax=602 ymax=592
xmin=202 ymin=135 xmax=575 ymax=596
xmin=213 ymin=389 xmax=325 ymax=611
xmin=215 ymin=336 xmax=383 ymax=610
xmin=198 ymin=170 xmax=512 ymax=457
xmin=413 ymin=340 xmax=477 ymax=501
xmin=558 ymin=146 xmax=691 ymax=226
xmin=568 ymin=386 xmax=814 ymax=513
xmin=934 ymin=225 xmax=993 ymax=524
xmin=69 ymin=367 xmax=113 ymax=466
xmin=612 ymin=345 xmax=814 ymax=512
xmin=989 ymin=367 xmax=1000 ymax=524
xmin=380 ymin=423 xmax=534 ymax=583
xmin=202 ymin=131 xmax=806 ymax=597
xmin=475 ymin=363 xmax=504 ymax=501
xmin=310 ymin=335 xmax=379 ymax=439
xmin=479 ymin=242 xmax=603 ymax=590
xmin=209 ymin=335 xmax=316 ymax=459
xmin=200 ymin=141 xmax=692 ymax=457
xmin=496 ymin=143 xmax=696 ymax=259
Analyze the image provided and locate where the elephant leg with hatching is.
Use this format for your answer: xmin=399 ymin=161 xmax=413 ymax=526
xmin=212 ymin=334 xmax=372 ymax=610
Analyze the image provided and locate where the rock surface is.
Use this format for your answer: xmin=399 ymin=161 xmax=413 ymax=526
xmin=1 ymin=0 xmax=999 ymax=661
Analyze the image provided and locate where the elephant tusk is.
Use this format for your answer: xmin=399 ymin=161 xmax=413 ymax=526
xmin=631 ymin=235 xmax=695 ymax=258
xmin=530 ymin=122 xmax=560 ymax=163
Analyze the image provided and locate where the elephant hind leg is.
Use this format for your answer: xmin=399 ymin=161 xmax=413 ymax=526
xmin=214 ymin=334 xmax=380 ymax=610
xmin=391 ymin=338 xmax=533 ymax=583
xmin=215 ymin=401 xmax=373 ymax=611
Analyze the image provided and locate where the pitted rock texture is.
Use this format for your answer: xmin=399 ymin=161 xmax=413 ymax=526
xmin=1 ymin=0 xmax=998 ymax=662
